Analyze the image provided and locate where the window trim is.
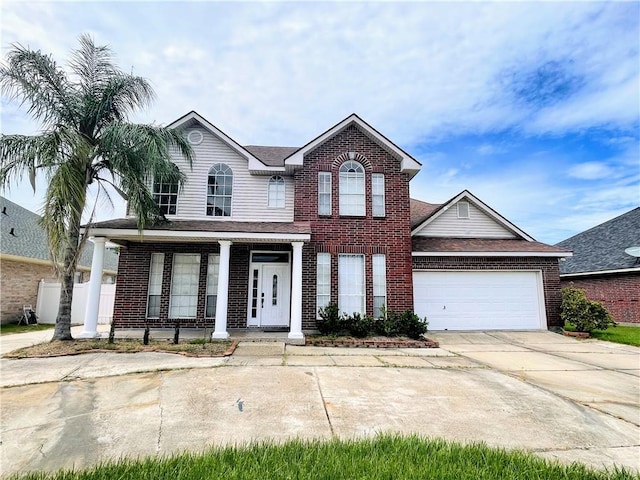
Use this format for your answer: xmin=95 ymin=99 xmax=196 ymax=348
xmin=318 ymin=171 xmax=332 ymax=216
xmin=338 ymin=254 xmax=366 ymax=316
xmin=267 ymin=175 xmax=286 ymax=209
xmin=339 ymin=161 xmax=365 ymax=217
xmin=205 ymin=254 xmax=220 ymax=319
xmin=316 ymin=252 xmax=331 ymax=318
xmin=207 ymin=163 xmax=233 ymax=217
xmin=372 ymin=173 xmax=385 ymax=217
xmin=372 ymin=254 xmax=387 ymax=318
xmin=146 ymin=253 xmax=164 ymax=318
xmin=169 ymin=253 xmax=201 ymax=319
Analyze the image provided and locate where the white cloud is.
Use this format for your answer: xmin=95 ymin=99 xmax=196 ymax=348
xmin=567 ymin=162 xmax=615 ymax=180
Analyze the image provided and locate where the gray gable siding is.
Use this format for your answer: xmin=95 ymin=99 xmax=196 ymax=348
xmin=556 ymin=207 xmax=640 ymax=274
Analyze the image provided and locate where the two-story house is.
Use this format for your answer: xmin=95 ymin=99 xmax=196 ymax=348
xmin=82 ymin=111 xmax=570 ymax=340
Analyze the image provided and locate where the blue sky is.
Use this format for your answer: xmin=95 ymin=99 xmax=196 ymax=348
xmin=1 ymin=1 xmax=638 ymax=244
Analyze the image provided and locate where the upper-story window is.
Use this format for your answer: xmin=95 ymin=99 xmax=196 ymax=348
xmin=339 ymin=161 xmax=365 ymax=216
xmin=207 ymin=163 xmax=232 ymax=217
xmin=372 ymin=173 xmax=385 ymax=217
xmin=268 ymin=176 xmax=285 ymax=208
xmin=318 ymin=172 xmax=332 ymax=216
xmin=153 ymin=180 xmax=178 ymax=215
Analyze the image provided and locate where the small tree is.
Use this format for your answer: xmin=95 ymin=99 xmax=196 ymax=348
xmin=561 ymin=286 xmax=616 ymax=333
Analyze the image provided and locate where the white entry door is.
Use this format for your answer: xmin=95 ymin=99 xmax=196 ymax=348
xmin=260 ymin=264 xmax=290 ymax=327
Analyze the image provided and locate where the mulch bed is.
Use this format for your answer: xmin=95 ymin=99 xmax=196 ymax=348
xmin=305 ymin=336 xmax=439 ymax=348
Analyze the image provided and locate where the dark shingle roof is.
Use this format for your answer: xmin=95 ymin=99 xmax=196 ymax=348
xmin=413 ymin=237 xmax=569 ymax=255
xmin=555 ymin=207 xmax=640 ymax=274
xmin=90 ymin=218 xmax=311 ymax=235
xmin=410 ymin=198 xmax=441 ymax=228
xmin=0 ymin=197 xmax=119 ymax=272
xmin=244 ymin=145 xmax=299 ymax=167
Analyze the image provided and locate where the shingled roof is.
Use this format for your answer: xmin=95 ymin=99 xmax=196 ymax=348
xmin=555 ymin=207 xmax=640 ymax=275
xmin=243 ymin=145 xmax=299 ymax=167
xmin=410 ymin=198 xmax=440 ymax=228
xmin=0 ymin=197 xmax=119 ymax=272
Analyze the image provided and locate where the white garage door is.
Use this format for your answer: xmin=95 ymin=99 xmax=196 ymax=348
xmin=413 ymin=271 xmax=545 ymax=330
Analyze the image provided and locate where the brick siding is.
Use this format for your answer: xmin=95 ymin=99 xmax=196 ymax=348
xmin=0 ymin=259 xmax=58 ymax=323
xmin=561 ymin=273 xmax=639 ymax=323
xmin=294 ymin=125 xmax=414 ymax=330
xmin=411 ymin=256 xmax=563 ymax=328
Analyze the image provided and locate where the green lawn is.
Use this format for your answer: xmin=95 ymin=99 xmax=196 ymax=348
xmin=9 ymin=435 xmax=635 ymax=480
xmin=590 ymin=325 xmax=640 ymax=347
xmin=0 ymin=323 xmax=54 ymax=335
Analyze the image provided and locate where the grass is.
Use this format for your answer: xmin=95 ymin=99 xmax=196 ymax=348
xmin=0 ymin=323 xmax=54 ymax=335
xmin=564 ymin=323 xmax=640 ymax=347
xmin=8 ymin=434 xmax=635 ymax=480
xmin=3 ymin=337 xmax=233 ymax=358
xmin=590 ymin=325 xmax=640 ymax=347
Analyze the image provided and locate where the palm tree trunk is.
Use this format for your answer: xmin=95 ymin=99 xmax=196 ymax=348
xmin=51 ymin=192 xmax=85 ymax=341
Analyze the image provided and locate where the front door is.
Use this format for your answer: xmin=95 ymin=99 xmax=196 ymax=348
xmin=247 ymin=252 xmax=291 ymax=328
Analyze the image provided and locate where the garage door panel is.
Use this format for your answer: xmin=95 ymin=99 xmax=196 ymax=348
xmin=413 ymin=271 xmax=543 ymax=331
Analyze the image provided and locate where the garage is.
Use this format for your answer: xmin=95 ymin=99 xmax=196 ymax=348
xmin=413 ymin=271 xmax=545 ymax=330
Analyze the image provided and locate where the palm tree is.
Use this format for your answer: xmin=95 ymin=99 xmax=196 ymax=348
xmin=0 ymin=35 xmax=193 ymax=340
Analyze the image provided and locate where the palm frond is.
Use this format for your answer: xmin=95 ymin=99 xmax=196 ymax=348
xmin=0 ymin=133 xmax=64 ymax=189
xmin=0 ymin=44 xmax=77 ymax=128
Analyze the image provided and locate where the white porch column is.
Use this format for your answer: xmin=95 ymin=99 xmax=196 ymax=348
xmin=288 ymin=241 xmax=304 ymax=340
xmin=78 ymin=237 xmax=106 ymax=338
xmin=212 ymin=240 xmax=232 ymax=339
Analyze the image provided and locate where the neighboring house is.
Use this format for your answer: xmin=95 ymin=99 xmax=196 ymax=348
xmin=0 ymin=197 xmax=119 ymax=323
xmin=86 ymin=111 xmax=569 ymax=339
xmin=556 ymin=208 xmax=640 ymax=323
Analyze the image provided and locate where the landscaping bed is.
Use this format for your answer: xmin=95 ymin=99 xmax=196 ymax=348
xmin=4 ymin=338 xmax=236 ymax=359
xmin=306 ymin=335 xmax=438 ymax=348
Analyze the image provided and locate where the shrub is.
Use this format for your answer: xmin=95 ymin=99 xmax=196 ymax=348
xmin=346 ymin=313 xmax=374 ymax=338
xmin=561 ymin=286 xmax=616 ymax=333
xmin=374 ymin=307 xmax=401 ymax=337
xmin=317 ymin=303 xmax=342 ymax=335
xmin=397 ymin=310 xmax=428 ymax=339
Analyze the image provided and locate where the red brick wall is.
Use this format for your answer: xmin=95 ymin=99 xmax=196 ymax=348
xmin=0 ymin=259 xmax=58 ymax=323
xmin=112 ymin=242 xmax=290 ymax=329
xmin=294 ymin=125 xmax=414 ymax=330
xmin=411 ymin=256 xmax=563 ymax=328
xmin=561 ymin=274 xmax=639 ymax=323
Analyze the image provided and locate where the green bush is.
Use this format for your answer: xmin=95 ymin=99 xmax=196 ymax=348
xmin=374 ymin=307 xmax=401 ymax=336
xmin=561 ymin=286 xmax=616 ymax=333
xmin=396 ymin=310 xmax=429 ymax=339
xmin=346 ymin=313 xmax=374 ymax=338
xmin=317 ymin=303 xmax=342 ymax=335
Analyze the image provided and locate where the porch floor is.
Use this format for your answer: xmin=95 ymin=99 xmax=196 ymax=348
xmin=111 ymin=328 xmax=302 ymax=344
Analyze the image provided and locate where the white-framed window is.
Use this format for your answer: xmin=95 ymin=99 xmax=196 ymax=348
xmin=457 ymin=201 xmax=470 ymax=219
xmin=372 ymin=173 xmax=385 ymax=217
xmin=205 ymin=254 xmax=220 ymax=318
xmin=339 ymin=161 xmax=365 ymax=216
xmin=372 ymin=254 xmax=387 ymax=318
xmin=153 ymin=180 xmax=178 ymax=215
xmin=338 ymin=254 xmax=365 ymax=315
xmin=169 ymin=254 xmax=200 ymax=318
xmin=316 ymin=253 xmax=331 ymax=317
xmin=318 ymin=171 xmax=332 ymax=216
xmin=147 ymin=253 xmax=164 ymax=318
xmin=268 ymin=176 xmax=285 ymax=208
xmin=207 ymin=163 xmax=232 ymax=217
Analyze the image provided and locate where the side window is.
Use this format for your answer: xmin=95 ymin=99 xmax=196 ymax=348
xmin=268 ymin=176 xmax=285 ymax=208
xmin=339 ymin=161 xmax=365 ymax=216
xmin=147 ymin=253 xmax=164 ymax=318
xmin=205 ymin=254 xmax=220 ymax=318
xmin=372 ymin=174 xmax=385 ymax=217
xmin=316 ymin=253 xmax=331 ymax=317
xmin=372 ymin=254 xmax=387 ymax=318
xmin=318 ymin=172 xmax=332 ymax=216
xmin=207 ymin=164 xmax=233 ymax=217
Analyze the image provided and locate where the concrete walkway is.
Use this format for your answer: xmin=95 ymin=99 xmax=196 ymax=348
xmin=0 ymin=330 xmax=638 ymax=476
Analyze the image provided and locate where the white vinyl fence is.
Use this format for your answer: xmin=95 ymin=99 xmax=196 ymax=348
xmin=36 ymin=280 xmax=116 ymax=325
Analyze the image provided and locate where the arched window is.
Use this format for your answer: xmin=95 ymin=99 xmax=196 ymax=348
xmin=268 ymin=176 xmax=285 ymax=208
xmin=339 ymin=160 xmax=365 ymax=216
xmin=207 ymin=164 xmax=232 ymax=217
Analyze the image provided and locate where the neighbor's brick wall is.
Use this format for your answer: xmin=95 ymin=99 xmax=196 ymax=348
xmin=0 ymin=259 xmax=58 ymax=323
xmin=412 ymin=256 xmax=563 ymax=328
xmin=294 ymin=125 xmax=414 ymax=330
xmin=561 ymin=274 xmax=639 ymax=323
xmin=113 ymin=242 xmax=290 ymax=329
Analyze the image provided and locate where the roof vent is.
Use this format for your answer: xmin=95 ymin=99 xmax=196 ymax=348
xmin=457 ymin=201 xmax=470 ymax=219
xmin=187 ymin=130 xmax=203 ymax=145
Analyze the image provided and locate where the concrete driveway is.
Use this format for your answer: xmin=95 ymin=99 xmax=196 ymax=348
xmin=1 ymin=331 xmax=638 ymax=476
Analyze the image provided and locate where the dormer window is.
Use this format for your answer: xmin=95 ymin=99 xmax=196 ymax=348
xmin=268 ymin=176 xmax=285 ymax=208
xmin=207 ymin=163 xmax=233 ymax=217
xmin=457 ymin=201 xmax=470 ymax=219
xmin=339 ymin=160 xmax=365 ymax=216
